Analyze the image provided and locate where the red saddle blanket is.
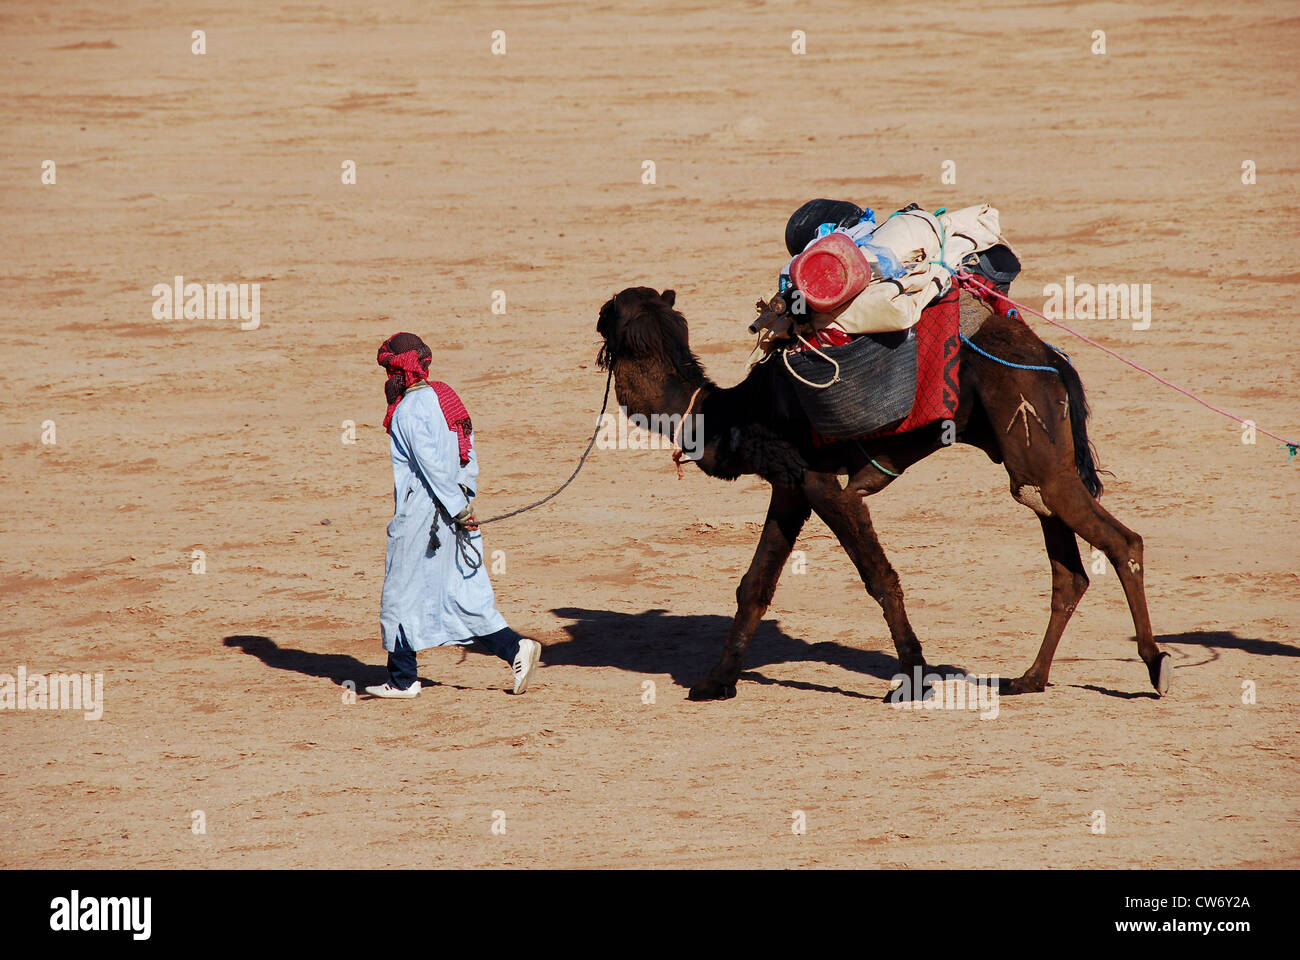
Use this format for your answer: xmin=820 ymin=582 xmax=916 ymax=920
xmin=806 ymin=286 xmax=961 ymax=443
xmin=872 ymin=285 xmax=961 ymax=436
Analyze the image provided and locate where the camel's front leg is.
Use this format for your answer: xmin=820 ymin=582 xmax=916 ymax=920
xmin=688 ymin=484 xmax=810 ymax=701
xmin=803 ymin=473 xmax=928 ymax=691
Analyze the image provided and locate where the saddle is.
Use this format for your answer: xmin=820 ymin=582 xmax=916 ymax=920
xmin=779 ymin=286 xmax=962 ymax=442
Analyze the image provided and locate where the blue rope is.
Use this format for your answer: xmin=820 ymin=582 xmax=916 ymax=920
xmin=960 ymin=334 xmax=1061 ymax=373
xmin=949 ymin=268 xmax=1068 ymax=369
xmin=1044 ymin=342 xmax=1072 ymax=365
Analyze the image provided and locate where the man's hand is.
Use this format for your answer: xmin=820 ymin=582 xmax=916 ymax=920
xmin=453 ymin=504 xmax=479 ymax=532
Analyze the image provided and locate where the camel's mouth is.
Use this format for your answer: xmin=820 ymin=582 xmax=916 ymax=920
xmin=595 ymin=299 xmax=621 ymax=370
xmin=595 ymin=336 xmax=616 ymax=371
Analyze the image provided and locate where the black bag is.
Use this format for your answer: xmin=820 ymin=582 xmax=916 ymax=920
xmin=784 ymin=199 xmax=867 ymax=256
xmin=784 ymin=329 xmax=918 ymax=439
xmin=964 ymin=243 xmax=1021 ymax=292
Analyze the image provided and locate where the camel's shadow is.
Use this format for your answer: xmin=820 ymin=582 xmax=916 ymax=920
xmin=546 ymin=611 xmax=1284 ymax=700
xmin=547 ymin=606 xmax=910 ymax=695
xmin=223 ymin=634 xmax=383 ymax=687
xmin=1152 ymin=629 xmax=1298 ymax=659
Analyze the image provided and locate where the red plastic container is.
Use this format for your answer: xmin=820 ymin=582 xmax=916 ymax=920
xmin=789 ymin=232 xmax=873 ymax=312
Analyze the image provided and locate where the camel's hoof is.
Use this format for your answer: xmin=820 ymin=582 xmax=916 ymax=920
xmin=888 ymin=671 xmax=933 ymax=702
xmin=1002 ymin=674 xmax=1046 ymax=695
xmin=1150 ymin=653 xmax=1172 ymax=697
xmin=688 ymin=680 xmax=737 ymax=701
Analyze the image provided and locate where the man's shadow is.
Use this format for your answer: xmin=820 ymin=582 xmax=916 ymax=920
xmin=221 ymin=635 xmax=473 ymax=691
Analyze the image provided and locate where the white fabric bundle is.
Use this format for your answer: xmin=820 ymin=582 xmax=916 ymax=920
xmin=815 ymin=203 xmax=1003 ymax=334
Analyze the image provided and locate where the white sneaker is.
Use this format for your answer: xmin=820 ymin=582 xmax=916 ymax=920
xmin=364 ymin=681 xmax=421 ymax=699
xmin=511 ymin=638 xmax=542 ymax=695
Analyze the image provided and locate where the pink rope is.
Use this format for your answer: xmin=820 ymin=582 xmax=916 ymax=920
xmin=954 ymin=272 xmax=1298 ymax=451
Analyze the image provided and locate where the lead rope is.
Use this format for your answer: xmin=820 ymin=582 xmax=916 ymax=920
xmin=455 ymin=521 xmax=484 ymax=571
xmin=476 ymin=366 xmax=615 ymax=526
xmin=954 ymin=270 xmax=1299 ymax=458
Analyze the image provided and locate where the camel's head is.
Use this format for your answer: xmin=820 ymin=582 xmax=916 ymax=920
xmin=596 ymin=286 xmax=696 ymax=374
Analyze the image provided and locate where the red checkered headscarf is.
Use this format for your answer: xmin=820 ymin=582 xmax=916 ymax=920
xmin=377 ymin=332 xmax=474 ymax=465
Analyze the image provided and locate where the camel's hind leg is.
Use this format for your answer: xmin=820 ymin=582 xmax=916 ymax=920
xmin=979 ymin=365 xmax=1170 ymax=696
xmin=1005 ymin=515 xmax=1089 ymax=693
xmin=689 ymin=484 xmax=810 ymax=701
xmin=1034 ymin=481 xmax=1170 ymax=695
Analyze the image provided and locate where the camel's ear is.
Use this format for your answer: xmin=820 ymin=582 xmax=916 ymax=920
xmin=660 ymin=289 xmax=676 ymax=308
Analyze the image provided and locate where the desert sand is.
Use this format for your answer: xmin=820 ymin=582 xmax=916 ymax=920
xmin=1 ymin=0 xmax=1297 ymax=868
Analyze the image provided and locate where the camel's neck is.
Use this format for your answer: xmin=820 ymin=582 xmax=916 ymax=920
xmin=609 ymin=346 xmax=811 ymax=483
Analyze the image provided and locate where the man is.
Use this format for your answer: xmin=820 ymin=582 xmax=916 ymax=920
xmin=365 ymin=332 xmax=541 ymax=698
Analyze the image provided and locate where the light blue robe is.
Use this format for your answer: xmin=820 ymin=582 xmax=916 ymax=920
xmin=380 ymin=384 xmax=508 ymax=652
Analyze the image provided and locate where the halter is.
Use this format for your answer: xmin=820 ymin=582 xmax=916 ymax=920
xmin=671 ymin=386 xmax=703 ymax=479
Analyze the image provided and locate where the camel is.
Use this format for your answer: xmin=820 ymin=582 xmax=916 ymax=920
xmin=595 ymin=285 xmax=1171 ymax=701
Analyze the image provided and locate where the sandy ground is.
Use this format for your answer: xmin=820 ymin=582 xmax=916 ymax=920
xmin=1 ymin=0 xmax=1297 ymax=869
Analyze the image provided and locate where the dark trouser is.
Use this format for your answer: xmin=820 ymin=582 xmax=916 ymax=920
xmin=387 ymin=626 xmax=523 ymax=690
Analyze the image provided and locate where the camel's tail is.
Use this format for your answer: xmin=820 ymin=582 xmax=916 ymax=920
xmin=1047 ymin=346 xmax=1104 ymax=498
